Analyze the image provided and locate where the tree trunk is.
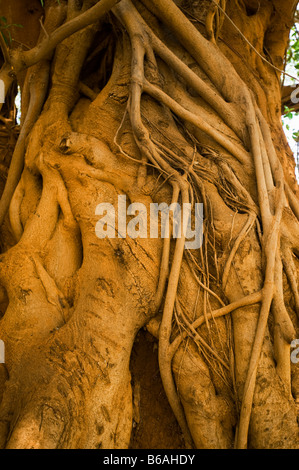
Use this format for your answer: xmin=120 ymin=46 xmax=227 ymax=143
xmin=0 ymin=0 xmax=299 ymax=449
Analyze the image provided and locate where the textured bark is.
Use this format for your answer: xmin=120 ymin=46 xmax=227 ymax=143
xmin=0 ymin=0 xmax=299 ymax=449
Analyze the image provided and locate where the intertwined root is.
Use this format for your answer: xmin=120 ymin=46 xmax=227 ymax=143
xmin=112 ymin=0 xmax=299 ymax=448
xmin=0 ymin=0 xmax=298 ymax=449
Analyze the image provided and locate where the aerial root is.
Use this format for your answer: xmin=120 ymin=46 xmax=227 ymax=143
xmin=236 ymin=97 xmax=286 ymax=449
xmin=0 ymin=3 xmax=72 ymax=230
xmin=142 ymin=80 xmax=250 ymax=165
xmin=175 ymin=298 xmax=230 ymax=371
xmin=0 ymin=60 xmax=50 ymax=229
xmin=282 ymin=243 xmax=299 ymax=317
xmin=31 ymin=256 xmax=68 ymax=323
xmin=10 ymin=0 xmax=120 ymax=73
xmin=18 ymin=153 xmax=78 ymax=249
xmin=154 ymin=181 xmax=180 ymax=311
xmin=206 ymin=0 xmax=226 ymax=43
xmin=222 ymin=212 xmax=256 ymax=291
xmin=169 ymin=290 xmax=263 ymax=357
xmin=115 ymin=0 xmax=299 ymax=449
xmin=272 ymin=250 xmax=295 ymax=393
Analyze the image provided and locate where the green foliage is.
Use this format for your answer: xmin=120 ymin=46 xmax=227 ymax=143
xmin=282 ymin=104 xmax=299 ymax=139
xmin=0 ymin=0 xmax=61 ymax=44
xmin=293 ymin=130 xmax=299 ymax=141
xmin=0 ymin=16 xmax=23 ymax=45
xmin=287 ymin=27 xmax=299 ymax=74
xmin=284 ymin=105 xmax=295 ymax=120
xmin=283 ymin=18 xmax=299 ymax=144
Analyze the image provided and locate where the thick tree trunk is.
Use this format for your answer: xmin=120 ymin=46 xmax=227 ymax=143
xmin=0 ymin=0 xmax=299 ymax=449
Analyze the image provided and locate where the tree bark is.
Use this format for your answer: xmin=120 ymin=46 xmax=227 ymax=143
xmin=0 ymin=0 xmax=299 ymax=449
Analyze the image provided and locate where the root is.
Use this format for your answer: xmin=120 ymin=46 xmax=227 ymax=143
xmin=20 ymin=153 xmax=77 ymax=249
xmin=170 ymin=290 xmax=263 ymax=357
xmin=117 ymin=0 xmax=299 ymax=448
xmin=186 ymin=252 xmax=225 ymax=307
xmin=154 ymin=182 xmax=180 ymax=311
xmin=31 ymin=256 xmax=68 ymax=322
xmin=2 ymin=0 xmax=299 ymax=450
xmin=10 ymin=0 xmax=120 ymax=73
xmin=282 ymin=243 xmax=299 ymax=317
xmin=0 ymin=61 xmax=50 ymax=228
xmin=143 ymin=80 xmax=250 ymax=165
xmin=175 ymin=298 xmax=230 ymax=371
xmin=157 ymin=184 xmax=194 ymax=448
xmin=206 ymin=0 xmax=226 ymax=44
xmin=0 ymin=4 xmax=68 ymax=229
xmin=272 ymin=249 xmax=295 ymax=393
xmin=115 ymin=2 xmax=198 ymax=446
xmin=126 ymin=3 xmax=243 ymax=140
xmin=8 ymin=177 xmax=24 ymax=243
xmin=236 ymin=136 xmax=285 ymax=449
